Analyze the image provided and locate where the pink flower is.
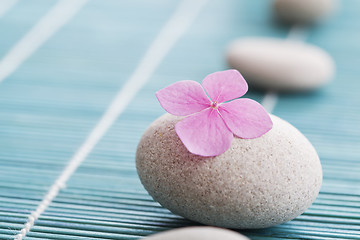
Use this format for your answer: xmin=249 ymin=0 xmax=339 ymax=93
xmin=156 ymin=69 xmax=273 ymax=157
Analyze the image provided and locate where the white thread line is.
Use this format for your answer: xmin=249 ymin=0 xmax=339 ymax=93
xmin=14 ymin=0 xmax=208 ymax=239
xmin=261 ymin=91 xmax=278 ymax=113
xmin=287 ymin=24 xmax=308 ymax=42
xmin=0 ymin=0 xmax=88 ymax=84
xmin=261 ymin=24 xmax=308 ymax=113
xmin=9 ymin=0 xmax=87 ymax=238
xmin=0 ymin=0 xmax=18 ymax=18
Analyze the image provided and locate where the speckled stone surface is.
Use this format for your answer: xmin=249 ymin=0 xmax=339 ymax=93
xmin=143 ymin=227 xmax=249 ymax=240
xmin=136 ymin=113 xmax=322 ymax=229
xmin=226 ymin=38 xmax=335 ymax=92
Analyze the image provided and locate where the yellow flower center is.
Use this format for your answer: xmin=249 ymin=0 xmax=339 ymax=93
xmin=210 ymin=101 xmax=218 ymax=109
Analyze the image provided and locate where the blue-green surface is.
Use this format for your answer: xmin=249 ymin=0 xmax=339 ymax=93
xmin=0 ymin=0 xmax=359 ymax=239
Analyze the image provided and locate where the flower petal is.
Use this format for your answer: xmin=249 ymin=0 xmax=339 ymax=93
xmin=175 ymin=108 xmax=233 ymax=157
xmin=218 ymin=98 xmax=273 ymax=139
xmin=156 ymin=80 xmax=211 ymax=116
xmin=202 ymin=69 xmax=248 ymax=103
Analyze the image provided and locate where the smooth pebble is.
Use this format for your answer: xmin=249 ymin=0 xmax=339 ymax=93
xmin=143 ymin=227 xmax=249 ymax=240
xmin=136 ymin=113 xmax=322 ymax=229
xmin=226 ymin=37 xmax=335 ymax=91
xmin=274 ymin=0 xmax=337 ymax=24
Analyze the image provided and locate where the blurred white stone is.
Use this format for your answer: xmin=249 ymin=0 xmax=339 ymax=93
xmin=144 ymin=227 xmax=249 ymax=240
xmin=273 ymin=0 xmax=337 ymax=24
xmin=226 ymin=37 xmax=335 ymax=91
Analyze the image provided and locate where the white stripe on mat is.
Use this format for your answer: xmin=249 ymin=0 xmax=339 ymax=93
xmin=0 ymin=0 xmax=18 ymax=18
xmin=0 ymin=0 xmax=88 ymax=84
xmin=261 ymin=91 xmax=278 ymax=113
xmin=14 ymin=0 xmax=208 ymax=239
xmin=261 ymin=24 xmax=308 ymax=113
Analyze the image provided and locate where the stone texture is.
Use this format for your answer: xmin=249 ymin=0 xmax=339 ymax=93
xmin=274 ymin=0 xmax=337 ymax=24
xmin=136 ymin=113 xmax=322 ymax=229
xmin=226 ymin=37 xmax=335 ymax=92
xmin=144 ymin=227 xmax=249 ymax=240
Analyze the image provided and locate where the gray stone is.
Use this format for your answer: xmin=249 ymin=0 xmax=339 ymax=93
xmin=143 ymin=227 xmax=249 ymax=240
xmin=136 ymin=113 xmax=322 ymax=229
xmin=274 ymin=0 xmax=337 ymax=24
xmin=226 ymin=37 xmax=335 ymax=92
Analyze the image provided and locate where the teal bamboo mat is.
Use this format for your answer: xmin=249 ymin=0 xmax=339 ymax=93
xmin=0 ymin=0 xmax=359 ymax=239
